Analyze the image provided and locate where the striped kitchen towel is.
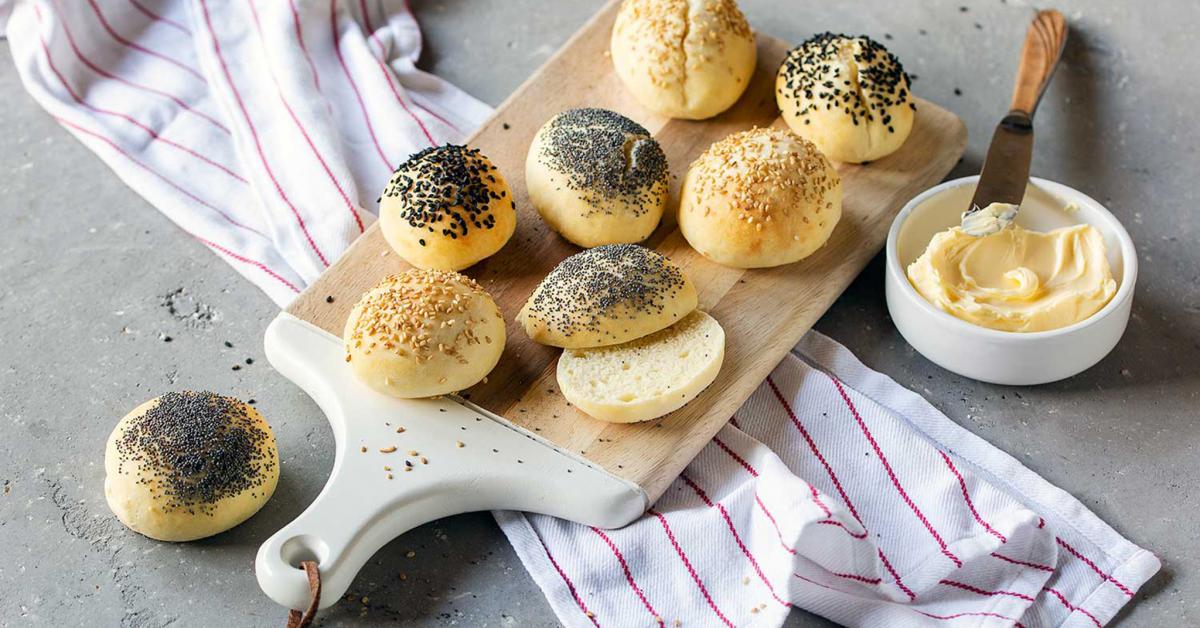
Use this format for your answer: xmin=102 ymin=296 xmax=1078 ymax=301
xmin=4 ymin=2 xmax=1159 ymax=627
xmin=498 ymin=333 xmax=1160 ymax=627
xmin=4 ymin=0 xmax=489 ymax=304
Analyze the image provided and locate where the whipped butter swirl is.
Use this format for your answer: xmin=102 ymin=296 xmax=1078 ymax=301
xmin=907 ymin=222 xmax=1117 ymax=332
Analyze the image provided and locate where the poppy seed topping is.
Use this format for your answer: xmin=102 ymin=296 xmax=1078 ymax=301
xmin=113 ymin=391 xmax=276 ymax=516
xmin=778 ymin=33 xmax=913 ymax=130
xmin=522 ymin=244 xmax=690 ymax=343
xmin=537 ymin=108 xmax=668 ymax=214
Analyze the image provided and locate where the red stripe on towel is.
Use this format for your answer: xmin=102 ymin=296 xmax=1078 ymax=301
xmin=939 ymin=579 xmax=1035 ymax=602
xmin=247 ymin=0 xmax=364 ymax=233
xmin=1043 ymin=586 xmax=1103 ymax=628
xmin=681 ymin=474 xmax=791 ymax=607
xmin=990 ymin=552 xmax=1055 ymax=573
xmin=1056 ymin=537 xmax=1135 ymax=597
xmin=51 ymin=2 xmax=230 ymax=135
xmin=84 ymin=0 xmax=204 ymax=80
xmin=127 ymin=0 xmax=192 ymax=35
xmin=199 ymin=0 xmax=330 ymax=266
xmin=939 ymin=451 xmax=1007 ymax=543
xmin=589 ymin=527 xmax=664 ymax=626
xmin=330 ymin=0 xmax=392 ymax=170
xmin=355 ymin=0 xmax=436 ymax=146
xmin=54 ymin=116 xmax=262 ymax=237
xmin=649 ymin=509 xmax=735 ymax=627
xmin=532 ymin=528 xmax=599 ymax=627
xmin=829 ymin=375 xmax=962 ymax=568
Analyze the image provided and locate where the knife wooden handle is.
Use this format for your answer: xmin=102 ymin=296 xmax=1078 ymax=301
xmin=1009 ymin=9 xmax=1068 ymax=116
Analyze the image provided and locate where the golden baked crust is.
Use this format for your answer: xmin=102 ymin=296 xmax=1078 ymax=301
xmin=518 ymin=244 xmax=697 ymax=348
xmin=526 ymin=108 xmax=669 ymax=247
xmin=104 ymin=392 xmax=279 ymax=542
xmin=344 ymin=269 xmax=505 ymax=398
xmin=611 ymin=0 xmax=756 ymax=119
xmin=379 ymin=145 xmax=516 ymax=271
xmin=776 ymin=33 xmax=915 ymax=163
xmin=679 ymin=127 xmax=841 ymax=268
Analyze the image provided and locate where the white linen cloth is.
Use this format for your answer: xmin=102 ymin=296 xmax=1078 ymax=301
xmin=3 ymin=2 xmax=1159 ymax=626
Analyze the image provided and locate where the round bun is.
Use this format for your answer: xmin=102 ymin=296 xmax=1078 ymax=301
xmin=518 ymin=244 xmax=697 ymax=349
xmin=526 ymin=108 xmax=669 ymax=247
xmin=344 ymin=269 xmax=505 ymax=398
xmin=379 ymin=145 xmax=516 ymax=271
xmin=679 ymin=127 xmax=841 ymax=268
xmin=611 ymin=0 xmax=756 ymax=120
xmin=558 ymin=310 xmax=725 ymax=423
xmin=104 ymin=392 xmax=279 ymax=542
xmin=776 ymin=33 xmax=915 ymax=163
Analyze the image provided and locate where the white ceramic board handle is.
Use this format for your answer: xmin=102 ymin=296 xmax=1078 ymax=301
xmin=256 ymin=313 xmax=647 ymax=610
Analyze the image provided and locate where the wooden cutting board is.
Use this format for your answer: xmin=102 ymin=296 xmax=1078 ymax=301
xmin=286 ymin=0 xmax=966 ymax=504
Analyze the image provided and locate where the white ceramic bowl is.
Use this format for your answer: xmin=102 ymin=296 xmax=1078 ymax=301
xmin=885 ymin=176 xmax=1137 ymax=385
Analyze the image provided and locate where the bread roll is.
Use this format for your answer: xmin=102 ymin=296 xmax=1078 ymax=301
xmin=518 ymin=244 xmax=697 ymax=349
xmin=558 ymin=310 xmax=724 ymax=423
xmin=611 ymin=0 xmax=756 ymax=120
xmin=104 ymin=392 xmax=279 ymax=542
xmin=526 ymin=108 xmax=668 ymax=247
xmin=776 ymin=33 xmax=915 ymax=163
xmin=344 ymin=269 xmax=505 ymax=398
xmin=678 ymin=127 xmax=841 ymax=268
xmin=379 ymin=145 xmax=516 ymax=271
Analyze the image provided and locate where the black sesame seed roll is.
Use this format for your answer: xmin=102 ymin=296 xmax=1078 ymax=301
xmin=379 ymin=145 xmax=517 ymax=271
xmin=775 ymin=33 xmax=916 ymax=163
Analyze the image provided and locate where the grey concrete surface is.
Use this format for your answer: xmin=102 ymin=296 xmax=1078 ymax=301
xmin=1 ymin=0 xmax=1196 ymax=626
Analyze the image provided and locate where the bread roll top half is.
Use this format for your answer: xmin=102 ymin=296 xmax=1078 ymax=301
xmin=611 ymin=0 xmax=756 ymax=119
xmin=104 ymin=391 xmax=279 ymax=541
xmin=518 ymin=243 xmax=697 ymax=349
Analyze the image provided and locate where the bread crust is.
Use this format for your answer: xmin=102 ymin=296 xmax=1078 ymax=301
xmin=679 ymin=127 xmax=841 ymax=268
xmin=344 ymin=270 xmax=506 ymax=398
xmin=518 ymin=244 xmax=697 ymax=348
xmin=776 ymin=33 xmax=915 ymax=163
xmin=526 ymin=108 xmax=668 ymax=247
xmin=379 ymin=145 xmax=516 ymax=271
xmin=610 ymin=0 xmax=756 ymax=120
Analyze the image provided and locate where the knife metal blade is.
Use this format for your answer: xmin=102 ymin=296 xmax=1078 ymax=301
xmin=966 ymin=112 xmax=1034 ymax=225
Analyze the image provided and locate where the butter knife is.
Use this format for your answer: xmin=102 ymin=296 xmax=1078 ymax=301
xmin=962 ymin=9 xmax=1068 ymax=236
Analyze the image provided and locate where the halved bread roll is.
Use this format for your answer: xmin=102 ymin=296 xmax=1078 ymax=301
xmin=557 ymin=310 xmax=724 ymax=423
xmin=518 ymin=244 xmax=697 ymax=348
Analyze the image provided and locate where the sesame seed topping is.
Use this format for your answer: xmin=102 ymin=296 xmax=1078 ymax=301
xmin=380 ymin=144 xmax=506 ymax=242
xmin=778 ymin=33 xmax=913 ymax=129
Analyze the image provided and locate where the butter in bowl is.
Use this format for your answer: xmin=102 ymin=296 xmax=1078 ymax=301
xmin=884 ymin=176 xmax=1137 ymax=385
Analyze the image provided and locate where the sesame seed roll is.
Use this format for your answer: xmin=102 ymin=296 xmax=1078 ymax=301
xmin=611 ymin=0 xmax=757 ymax=120
xmin=343 ymin=269 xmax=506 ymax=398
xmin=776 ymin=33 xmax=916 ymax=163
xmin=518 ymin=244 xmax=698 ymax=349
xmin=104 ymin=391 xmax=279 ymax=542
xmin=525 ymin=108 xmax=669 ymax=248
xmin=678 ymin=127 xmax=842 ymax=268
xmin=379 ymin=145 xmax=516 ymax=271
